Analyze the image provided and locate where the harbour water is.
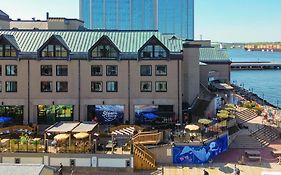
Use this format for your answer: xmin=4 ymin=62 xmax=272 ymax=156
xmin=229 ymin=49 xmax=281 ymax=106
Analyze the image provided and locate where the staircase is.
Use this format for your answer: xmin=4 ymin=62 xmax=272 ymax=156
xmin=229 ymin=134 xmax=263 ymax=149
xmin=251 ymin=125 xmax=280 ymax=147
xmin=236 ymin=108 xmax=258 ymax=124
xmin=132 ymin=131 xmax=163 ymax=145
xmin=133 ymin=142 xmax=156 ymax=170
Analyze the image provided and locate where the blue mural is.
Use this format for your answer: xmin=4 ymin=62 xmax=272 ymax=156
xmin=173 ymin=134 xmax=228 ymax=164
xmin=95 ymin=105 xmax=124 ymax=124
xmin=135 ymin=105 xmax=159 ymax=124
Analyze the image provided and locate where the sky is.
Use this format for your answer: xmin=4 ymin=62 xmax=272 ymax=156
xmin=0 ymin=0 xmax=280 ymax=43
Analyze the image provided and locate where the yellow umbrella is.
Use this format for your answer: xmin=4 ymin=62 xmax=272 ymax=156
xmin=217 ymin=112 xmax=229 ymax=119
xmin=185 ymin=124 xmax=199 ymax=131
xmin=54 ymin=134 xmax=69 ymax=141
xmin=225 ymin=103 xmax=235 ymax=109
xmin=73 ymin=132 xmax=89 ymax=139
xmin=218 ymin=110 xmax=229 ymax=114
xmin=198 ymin=119 xmax=212 ymax=125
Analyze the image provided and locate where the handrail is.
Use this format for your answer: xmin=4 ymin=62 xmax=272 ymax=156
xmin=134 ymin=143 xmax=155 ymax=165
xmin=133 ymin=132 xmax=163 ymax=144
xmin=132 ymin=130 xmax=159 ymax=140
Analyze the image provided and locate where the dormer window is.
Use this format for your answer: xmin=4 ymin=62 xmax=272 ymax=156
xmin=38 ymin=35 xmax=70 ymax=59
xmin=89 ymin=35 xmax=120 ymax=59
xmin=92 ymin=45 xmax=118 ymax=58
xmin=139 ymin=35 xmax=169 ymax=59
xmin=41 ymin=44 xmax=67 ymax=58
xmin=141 ymin=45 xmax=167 ymax=58
xmin=0 ymin=44 xmax=17 ymax=57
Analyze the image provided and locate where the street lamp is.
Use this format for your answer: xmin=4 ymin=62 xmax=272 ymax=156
xmin=262 ymin=93 xmax=264 ymax=106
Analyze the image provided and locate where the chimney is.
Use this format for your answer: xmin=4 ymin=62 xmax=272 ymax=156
xmin=46 ymin=12 xmax=49 ymax=19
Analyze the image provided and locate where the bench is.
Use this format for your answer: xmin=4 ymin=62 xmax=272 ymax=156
xmin=271 ymin=150 xmax=281 ymax=157
xmin=248 ymin=156 xmax=261 ymax=164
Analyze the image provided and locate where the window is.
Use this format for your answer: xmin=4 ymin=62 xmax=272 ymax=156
xmin=6 ymin=81 xmax=17 ymax=92
xmin=5 ymin=65 xmax=17 ymax=76
xmin=41 ymin=65 xmax=52 ymax=76
xmin=106 ymin=65 xmax=118 ymax=76
xmin=56 ymin=81 xmax=68 ymax=92
xmin=106 ymin=81 xmax=118 ymax=92
xmin=0 ymin=81 xmax=2 ymax=92
xmin=91 ymin=65 xmax=103 ymax=76
xmin=140 ymin=65 xmax=152 ymax=76
xmin=41 ymin=81 xmax=52 ymax=92
xmin=0 ymin=65 xmax=2 ymax=76
xmin=41 ymin=44 xmax=67 ymax=57
xmin=56 ymin=65 xmax=68 ymax=76
xmin=140 ymin=45 xmax=167 ymax=58
xmin=140 ymin=81 xmax=152 ymax=92
xmin=155 ymin=65 xmax=167 ymax=76
xmin=91 ymin=81 xmax=103 ymax=92
xmin=37 ymin=105 xmax=73 ymax=124
xmin=0 ymin=44 xmax=17 ymax=57
xmin=155 ymin=81 xmax=167 ymax=92
xmin=92 ymin=45 xmax=118 ymax=58
xmin=15 ymin=158 xmax=20 ymax=164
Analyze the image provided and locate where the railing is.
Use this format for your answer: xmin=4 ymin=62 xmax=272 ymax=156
xmin=0 ymin=125 xmax=35 ymax=133
xmin=134 ymin=143 xmax=156 ymax=167
xmin=132 ymin=132 xmax=163 ymax=145
xmin=109 ymin=125 xmax=144 ymax=133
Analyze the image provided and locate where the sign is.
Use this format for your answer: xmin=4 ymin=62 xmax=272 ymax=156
xmin=173 ymin=134 xmax=228 ymax=164
xmin=95 ymin=105 xmax=124 ymax=124
xmin=135 ymin=105 xmax=159 ymax=124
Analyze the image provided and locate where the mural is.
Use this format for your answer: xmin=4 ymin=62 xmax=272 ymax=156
xmin=173 ymin=134 xmax=228 ymax=164
xmin=95 ymin=105 xmax=124 ymax=124
xmin=135 ymin=105 xmax=159 ymax=124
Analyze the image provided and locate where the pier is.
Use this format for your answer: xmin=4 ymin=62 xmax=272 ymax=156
xmin=231 ymin=62 xmax=281 ymax=70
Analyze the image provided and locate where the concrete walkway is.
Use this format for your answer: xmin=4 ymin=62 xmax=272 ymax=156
xmin=163 ymin=163 xmax=281 ymax=175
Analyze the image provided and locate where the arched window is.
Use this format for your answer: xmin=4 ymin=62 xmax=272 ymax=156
xmin=92 ymin=44 xmax=118 ymax=58
xmin=41 ymin=44 xmax=67 ymax=58
xmin=0 ymin=44 xmax=17 ymax=57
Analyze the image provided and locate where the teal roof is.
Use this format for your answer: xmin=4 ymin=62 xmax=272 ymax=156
xmin=199 ymin=48 xmax=231 ymax=63
xmin=0 ymin=30 xmax=182 ymax=53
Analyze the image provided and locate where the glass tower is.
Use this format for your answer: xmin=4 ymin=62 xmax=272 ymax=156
xmin=80 ymin=0 xmax=194 ymax=40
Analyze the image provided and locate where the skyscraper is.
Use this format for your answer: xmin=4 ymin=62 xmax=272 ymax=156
xmin=79 ymin=0 xmax=194 ymax=40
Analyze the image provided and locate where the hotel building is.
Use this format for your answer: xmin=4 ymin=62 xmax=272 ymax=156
xmin=79 ymin=0 xmax=194 ymax=40
xmin=0 ymin=30 xmax=230 ymax=126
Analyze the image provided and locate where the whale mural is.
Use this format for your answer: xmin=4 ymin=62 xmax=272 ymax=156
xmin=173 ymin=134 xmax=228 ymax=164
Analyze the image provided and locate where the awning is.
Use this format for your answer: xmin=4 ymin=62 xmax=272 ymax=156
xmin=72 ymin=122 xmax=98 ymax=133
xmin=46 ymin=122 xmax=80 ymax=133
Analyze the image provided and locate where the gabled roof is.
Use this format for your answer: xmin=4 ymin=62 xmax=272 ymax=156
xmin=0 ymin=30 xmax=182 ymax=53
xmin=38 ymin=34 xmax=70 ymax=52
xmin=89 ymin=35 xmax=120 ymax=53
xmin=0 ymin=34 xmax=20 ymax=51
xmin=199 ymin=48 xmax=231 ymax=63
xmin=0 ymin=10 xmax=9 ymax=20
xmin=138 ymin=35 xmax=170 ymax=53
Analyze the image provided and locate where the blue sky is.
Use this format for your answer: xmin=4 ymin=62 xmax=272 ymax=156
xmin=0 ymin=0 xmax=280 ymax=42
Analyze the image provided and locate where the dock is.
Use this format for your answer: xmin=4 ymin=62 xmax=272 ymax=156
xmin=231 ymin=62 xmax=281 ymax=70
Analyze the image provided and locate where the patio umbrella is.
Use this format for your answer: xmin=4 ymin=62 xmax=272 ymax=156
xmin=217 ymin=112 xmax=229 ymax=119
xmin=0 ymin=116 xmax=12 ymax=124
xmin=198 ymin=119 xmax=212 ymax=125
xmin=185 ymin=124 xmax=199 ymax=131
xmin=73 ymin=132 xmax=89 ymax=139
xmin=54 ymin=134 xmax=69 ymax=141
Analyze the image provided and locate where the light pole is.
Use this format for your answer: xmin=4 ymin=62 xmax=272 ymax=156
xmin=277 ymin=100 xmax=279 ymax=109
xmin=262 ymin=93 xmax=264 ymax=106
